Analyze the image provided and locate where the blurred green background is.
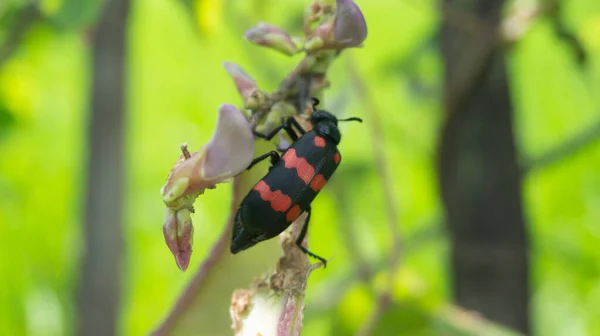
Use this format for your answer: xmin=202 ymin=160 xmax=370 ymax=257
xmin=1 ymin=0 xmax=600 ymax=335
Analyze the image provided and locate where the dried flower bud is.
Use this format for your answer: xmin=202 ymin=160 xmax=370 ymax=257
xmin=305 ymin=0 xmax=367 ymax=51
xmin=310 ymin=75 xmax=331 ymax=94
xmin=305 ymin=0 xmax=335 ymax=25
xmin=223 ymin=62 xmax=258 ymax=103
xmin=244 ymin=22 xmax=299 ymax=56
xmin=244 ymin=89 xmax=270 ymax=111
xmin=161 ymin=104 xmax=254 ymax=270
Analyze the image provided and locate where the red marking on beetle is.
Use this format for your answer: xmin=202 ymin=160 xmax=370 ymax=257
xmin=286 ymin=205 xmax=302 ymax=223
xmin=310 ymin=174 xmax=327 ymax=192
xmin=283 ymin=149 xmax=315 ymax=184
xmin=314 ymin=136 xmax=326 ymax=148
xmin=334 ymin=152 xmax=341 ymax=165
xmin=253 ymin=180 xmax=291 ymax=212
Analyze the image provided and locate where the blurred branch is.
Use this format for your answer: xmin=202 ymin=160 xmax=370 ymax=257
xmin=329 ymin=161 xmax=380 ymax=286
xmin=442 ymin=3 xmax=492 ymax=38
xmin=178 ymin=0 xmax=194 ymax=12
xmin=547 ymin=1 xmax=587 ymax=66
xmin=444 ymin=0 xmax=589 ymax=118
xmin=439 ymin=0 xmax=530 ymax=332
xmin=403 ymin=0 xmax=501 ymax=113
xmin=356 ymin=293 xmax=393 ymax=336
xmin=346 ymin=57 xmax=403 ymax=267
xmin=522 ymin=118 xmax=600 ymax=173
xmin=435 ymin=305 xmax=525 ymax=336
xmin=329 ymin=180 xmax=375 ymax=285
xmin=346 ymin=56 xmax=403 ymax=336
xmin=77 ymin=0 xmax=129 ymax=335
xmin=0 ymin=3 xmax=41 ymax=69
xmin=439 ymin=0 xmax=595 ymax=175
xmin=443 ymin=2 xmax=504 ymax=118
xmin=501 ymin=0 xmax=587 ymax=66
xmin=307 ymin=219 xmax=444 ymax=317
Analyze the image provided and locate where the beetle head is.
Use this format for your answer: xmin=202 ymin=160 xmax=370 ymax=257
xmin=309 ymin=97 xmax=362 ymax=145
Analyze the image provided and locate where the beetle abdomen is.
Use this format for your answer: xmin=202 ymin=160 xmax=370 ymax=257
xmin=230 ymin=131 xmax=342 ymax=254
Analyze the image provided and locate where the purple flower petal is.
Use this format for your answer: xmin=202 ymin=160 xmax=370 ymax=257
xmin=223 ymin=62 xmax=257 ymax=102
xmin=204 ymin=104 xmax=254 ymax=179
xmin=333 ymin=0 xmax=367 ymax=48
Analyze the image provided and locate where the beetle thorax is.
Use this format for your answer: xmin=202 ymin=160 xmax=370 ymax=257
xmin=314 ymin=121 xmax=341 ymax=145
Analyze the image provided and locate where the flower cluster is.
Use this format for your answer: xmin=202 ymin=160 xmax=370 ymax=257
xmin=244 ymin=0 xmax=367 ymax=55
xmin=161 ymin=104 xmax=254 ymax=271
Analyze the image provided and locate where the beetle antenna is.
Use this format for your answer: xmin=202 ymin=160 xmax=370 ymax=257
xmin=311 ymin=97 xmax=320 ymax=111
xmin=338 ymin=117 xmax=363 ymax=123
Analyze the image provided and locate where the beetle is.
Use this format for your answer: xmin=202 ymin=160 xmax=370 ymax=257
xmin=230 ymin=98 xmax=362 ymax=266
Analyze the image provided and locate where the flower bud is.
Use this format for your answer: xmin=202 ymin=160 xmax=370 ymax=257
xmin=333 ymin=0 xmax=367 ymax=48
xmin=244 ymin=22 xmax=299 ymax=56
xmin=163 ymin=208 xmax=194 ymax=271
xmin=163 ymin=209 xmax=179 ymax=255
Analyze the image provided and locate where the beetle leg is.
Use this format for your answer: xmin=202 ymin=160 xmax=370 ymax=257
xmin=253 ymin=117 xmax=302 ymax=141
xmin=272 ymin=118 xmax=304 ymax=152
xmin=287 ymin=117 xmax=307 ymax=138
xmin=246 ymin=151 xmax=281 ymax=170
xmin=254 ymin=116 xmax=307 ymax=142
xmin=252 ymin=124 xmax=287 ymax=141
xmin=295 ymin=206 xmax=328 ymax=267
